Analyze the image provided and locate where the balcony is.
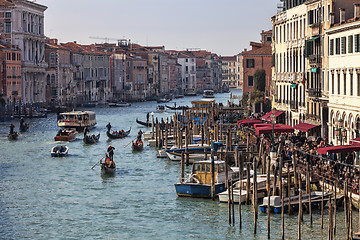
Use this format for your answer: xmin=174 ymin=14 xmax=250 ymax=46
xmin=310 ymin=23 xmax=320 ymax=36
xmin=309 ymin=55 xmax=321 ymax=66
xmin=307 ymin=88 xmax=321 ymax=98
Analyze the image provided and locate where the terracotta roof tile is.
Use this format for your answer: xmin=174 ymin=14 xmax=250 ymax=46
xmin=0 ymin=0 xmax=15 ymax=7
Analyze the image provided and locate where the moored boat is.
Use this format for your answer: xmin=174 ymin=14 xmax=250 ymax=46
xmin=58 ymin=111 xmax=96 ymax=131
xmin=106 ymin=128 xmax=131 ymax=139
xmin=51 ymin=145 xmax=69 ymax=157
xmin=54 ymin=129 xmax=77 ymax=142
xmin=83 ymin=133 xmax=100 ymax=144
xmin=165 ymin=105 xmax=189 ymax=110
xmin=132 ymin=139 xmax=144 ymax=151
xmin=156 ymin=105 xmax=166 ymax=113
xmin=136 ymin=118 xmax=152 ymax=127
xmin=174 ymin=160 xmax=240 ymax=198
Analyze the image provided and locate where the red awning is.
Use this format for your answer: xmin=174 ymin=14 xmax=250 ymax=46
xmin=254 ymin=123 xmax=272 ymax=128
xmin=261 ymin=110 xmax=284 ymax=122
xmin=349 ymin=137 xmax=360 ymax=145
xmin=255 ymin=124 xmax=294 ymax=136
xmin=317 ymin=145 xmax=360 ymax=155
xmin=294 ymin=122 xmax=319 ymax=132
xmin=237 ymin=119 xmax=263 ymax=127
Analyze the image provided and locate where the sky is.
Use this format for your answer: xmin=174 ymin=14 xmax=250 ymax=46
xmin=36 ymin=0 xmax=281 ymax=56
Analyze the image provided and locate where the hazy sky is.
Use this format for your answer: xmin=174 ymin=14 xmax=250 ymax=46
xmin=36 ymin=0 xmax=280 ymax=56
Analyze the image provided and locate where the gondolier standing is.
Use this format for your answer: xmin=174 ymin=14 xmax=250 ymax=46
xmin=10 ymin=123 xmax=14 ymax=134
xmin=106 ymin=122 xmax=112 ymax=132
xmin=137 ymin=129 xmax=143 ymax=141
xmin=107 ymin=145 xmax=115 ymax=160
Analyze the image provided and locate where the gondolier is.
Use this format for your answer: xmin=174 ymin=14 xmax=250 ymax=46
xmin=10 ymin=123 xmax=14 ymax=134
xmin=106 ymin=122 xmax=112 ymax=132
xmin=137 ymin=129 xmax=143 ymax=141
xmin=107 ymin=145 xmax=115 ymax=160
xmin=146 ymin=113 xmax=149 ymax=123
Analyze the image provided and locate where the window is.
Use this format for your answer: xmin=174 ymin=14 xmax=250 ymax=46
xmin=355 ymin=34 xmax=360 ymax=52
xmin=248 ymin=76 xmax=254 ymax=87
xmin=5 ymin=22 xmax=11 ymax=33
xmin=185 ymin=66 xmax=188 ymax=72
xmin=358 ymin=73 xmax=360 ymax=96
xmin=329 ymin=39 xmax=334 ymax=55
xmin=246 ymin=59 xmax=255 ymax=68
xmin=348 ymin=35 xmax=353 ymax=53
xmin=335 ymin=38 xmax=340 ymax=55
xmin=50 ymin=53 xmax=55 ymax=64
xmin=185 ymin=58 xmax=188 ymax=62
xmin=5 ymin=12 xmax=11 ymax=18
xmin=341 ymin=37 xmax=346 ymax=54
xmin=338 ymin=73 xmax=340 ymax=94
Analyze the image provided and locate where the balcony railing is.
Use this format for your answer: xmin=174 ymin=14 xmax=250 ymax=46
xmin=309 ymin=55 xmax=321 ymax=65
xmin=307 ymin=88 xmax=321 ymax=98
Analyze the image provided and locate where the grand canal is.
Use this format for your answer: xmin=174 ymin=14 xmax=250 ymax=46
xmin=0 ymin=90 xmax=355 ymax=239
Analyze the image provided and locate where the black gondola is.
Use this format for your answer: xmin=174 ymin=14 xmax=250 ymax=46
xmin=83 ymin=133 xmax=100 ymax=144
xmin=136 ymin=118 xmax=152 ymax=127
xmin=165 ymin=105 xmax=189 ymax=110
xmin=8 ymin=132 xmax=19 ymax=140
xmin=19 ymin=123 xmax=29 ymax=132
xmin=106 ymin=128 xmax=131 ymax=139
xmin=101 ymin=161 xmax=116 ymax=175
xmin=132 ymin=140 xmax=144 ymax=151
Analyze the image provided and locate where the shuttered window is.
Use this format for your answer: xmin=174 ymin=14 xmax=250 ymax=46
xmin=355 ymin=34 xmax=360 ymax=53
xmin=341 ymin=37 xmax=346 ymax=54
xmin=348 ymin=35 xmax=353 ymax=53
xmin=329 ymin=39 xmax=334 ymax=55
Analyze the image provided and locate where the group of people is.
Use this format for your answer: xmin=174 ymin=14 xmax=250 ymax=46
xmin=103 ymin=145 xmax=116 ymax=168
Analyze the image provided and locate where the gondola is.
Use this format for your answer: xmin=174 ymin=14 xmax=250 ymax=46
xmin=83 ymin=133 xmax=100 ymax=144
xmin=51 ymin=145 xmax=69 ymax=157
xmin=19 ymin=123 xmax=29 ymax=132
xmin=101 ymin=160 xmax=116 ymax=175
xmin=8 ymin=132 xmax=19 ymax=140
xmin=136 ymin=118 xmax=152 ymax=127
xmin=132 ymin=140 xmax=144 ymax=151
xmin=106 ymin=128 xmax=131 ymax=139
xmin=165 ymin=105 xmax=189 ymax=110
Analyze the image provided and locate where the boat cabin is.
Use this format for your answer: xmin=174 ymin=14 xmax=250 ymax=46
xmin=203 ymin=90 xmax=215 ymax=98
xmin=192 ymin=160 xmax=236 ymax=184
xmin=58 ymin=111 xmax=96 ymax=130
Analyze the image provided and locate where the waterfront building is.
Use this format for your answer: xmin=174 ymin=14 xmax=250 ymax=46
xmin=326 ymin=5 xmax=360 ymax=145
xmin=220 ymin=56 xmax=237 ymax=89
xmin=110 ymin=53 xmax=127 ymax=101
xmin=0 ymin=0 xmax=47 ymax=105
xmin=0 ymin=42 xmax=21 ymax=110
xmin=239 ymin=31 xmax=272 ymax=96
xmin=125 ymin=56 xmax=148 ymax=101
xmin=176 ymin=53 xmax=197 ymax=93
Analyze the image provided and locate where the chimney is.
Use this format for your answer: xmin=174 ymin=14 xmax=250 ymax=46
xmin=330 ymin=12 xmax=335 ymax=25
xmin=355 ymin=4 xmax=360 ymax=19
xmin=339 ymin=8 xmax=345 ymax=24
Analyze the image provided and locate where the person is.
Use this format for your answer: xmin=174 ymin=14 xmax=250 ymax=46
xmin=107 ymin=145 xmax=115 ymax=160
xmin=106 ymin=122 xmax=111 ymax=132
xmin=20 ymin=117 xmax=24 ymax=127
xmin=10 ymin=123 xmax=14 ymax=134
xmin=84 ymin=127 xmax=89 ymax=137
xmin=137 ymin=129 xmax=143 ymax=141
xmin=146 ymin=112 xmax=150 ymax=123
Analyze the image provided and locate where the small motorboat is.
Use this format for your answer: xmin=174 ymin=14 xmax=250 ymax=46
xmin=83 ymin=133 xmax=100 ymax=144
xmin=108 ymin=102 xmax=131 ymax=107
xmin=132 ymin=139 xmax=144 ymax=151
xmin=136 ymin=119 xmax=152 ymax=127
xmin=8 ymin=132 xmax=19 ymax=140
xmin=54 ymin=129 xmax=77 ymax=142
xmin=101 ymin=158 xmax=116 ymax=175
xmin=51 ymin=145 xmax=69 ymax=157
xmin=106 ymin=128 xmax=131 ymax=139
xmin=165 ymin=105 xmax=189 ymax=110
xmin=156 ymin=105 xmax=166 ymax=113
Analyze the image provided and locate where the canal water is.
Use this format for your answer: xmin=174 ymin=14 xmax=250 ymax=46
xmin=0 ymin=90 xmax=355 ymax=239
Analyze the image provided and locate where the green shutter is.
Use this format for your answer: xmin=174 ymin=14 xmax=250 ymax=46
xmin=341 ymin=37 xmax=346 ymax=54
xmin=329 ymin=39 xmax=334 ymax=55
xmin=355 ymin=34 xmax=360 ymax=53
xmin=348 ymin=35 xmax=353 ymax=53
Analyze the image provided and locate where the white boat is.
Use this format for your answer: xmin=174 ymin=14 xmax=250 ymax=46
xmin=218 ymin=174 xmax=273 ymax=203
xmin=108 ymin=102 xmax=131 ymax=107
xmin=58 ymin=111 xmax=96 ymax=131
xmin=166 ymin=151 xmax=212 ymax=163
xmin=51 ymin=145 xmax=69 ymax=157
xmin=203 ymin=90 xmax=215 ymax=98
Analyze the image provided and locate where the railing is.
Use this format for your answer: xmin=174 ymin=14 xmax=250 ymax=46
xmin=307 ymin=88 xmax=321 ymax=98
xmin=290 ymin=100 xmax=298 ymax=110
xmin=309 ymin=55 xmax=321 ymax=65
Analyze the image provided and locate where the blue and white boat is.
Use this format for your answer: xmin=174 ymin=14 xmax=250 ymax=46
xmin=51 ymin=145 xmax=69 ymax=157
xmin=174 ymin=160 xmax=239 ymax=198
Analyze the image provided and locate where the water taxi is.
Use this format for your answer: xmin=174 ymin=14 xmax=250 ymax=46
xmin=203 ymin=90 xmax=215 ymax=98
xmin=174 ymin=160 xmax=239 ymax=198
xmin=58 ymin=111 xmax=96 ymax=131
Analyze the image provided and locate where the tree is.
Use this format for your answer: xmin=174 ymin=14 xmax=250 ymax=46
xmin=254 ymin=69 xmax=266 ymax=92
